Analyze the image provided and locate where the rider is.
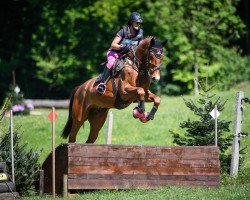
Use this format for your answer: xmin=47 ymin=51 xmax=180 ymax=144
xmin=96 ymin=12 xmax=144 ymax=94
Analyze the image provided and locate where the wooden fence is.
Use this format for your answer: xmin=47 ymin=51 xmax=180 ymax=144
xmin=42 ymin=144 xmax=220 ymax=194
xmin=25 ymin=99 xmax=69 ymax=108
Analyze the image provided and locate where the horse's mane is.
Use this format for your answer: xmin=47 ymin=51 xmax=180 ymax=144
xmin=133 ymin=36 xmax=154 ymax=60
xmin=138 ymin=36 xmax=154 ymax=50
xmin=128 ymin=36 xmax=162 ymax=67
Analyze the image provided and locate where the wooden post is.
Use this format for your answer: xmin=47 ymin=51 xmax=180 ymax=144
xmin=12 ymin=70 xmax=16 ymax=87
xmin=52 ymin=107 xmax=56 ymax=198
xmin=106 ymin=111 xmax=113 ymax=144
xmin=39 ymin=170 xmax=44 ymax=196
xmin=215 ymin=105 xmax=218 ymax=147
xmin=63 ymin=174 xmax=68 ymax=197
xmin=230 ymin=91 xmax=244 ymax=176
xmin=10 ymin=110 xmax=15 ymax=184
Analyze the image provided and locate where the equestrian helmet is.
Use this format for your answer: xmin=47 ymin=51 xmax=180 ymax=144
xmin=128 ymin=12 xmax=143 ymax=24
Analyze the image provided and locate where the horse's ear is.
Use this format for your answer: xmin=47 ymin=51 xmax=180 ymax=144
xmin=150 ymin=37 xmax=156 ymax=47
xmin=161 ymin=40 xmax=168 ymax=47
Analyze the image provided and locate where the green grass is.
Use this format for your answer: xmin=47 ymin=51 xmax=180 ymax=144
xmin=22 ymin=184 xmax=250 ymax=200
xmin=1 ymin=86 xmax=250 ymax=199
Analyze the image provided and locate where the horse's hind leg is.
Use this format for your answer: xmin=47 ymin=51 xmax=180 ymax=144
xmin=86 ymin=108 xmax=109 ymax=143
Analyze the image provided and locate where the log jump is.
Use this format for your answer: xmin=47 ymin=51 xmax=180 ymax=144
xmin=42 ymin=144 xmax=220 ymax=194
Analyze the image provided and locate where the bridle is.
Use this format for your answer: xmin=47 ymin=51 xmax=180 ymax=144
xmin=130 ymin=45 xmax=163 ymax=76
xmin=146 ymin=47 xmax=162 ymax=74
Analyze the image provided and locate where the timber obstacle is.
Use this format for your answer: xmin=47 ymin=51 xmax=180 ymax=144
xmin=41 ymin=144 xmax=220 ymax=195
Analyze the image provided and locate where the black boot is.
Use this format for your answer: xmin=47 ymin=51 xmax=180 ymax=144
xmin=96 ymin=66 xmax=111 ymax=94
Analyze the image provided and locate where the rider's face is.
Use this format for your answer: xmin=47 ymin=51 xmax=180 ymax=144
xmin=132 ymin=22 xmax=141 ymax=30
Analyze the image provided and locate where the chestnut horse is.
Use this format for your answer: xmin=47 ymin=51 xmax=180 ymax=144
xmin=62 ymin=36 xmax=167 ymax=143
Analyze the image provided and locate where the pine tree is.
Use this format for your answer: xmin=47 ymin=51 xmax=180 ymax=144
xmin=0 ymin=130 xmax=40 ymax=196
xmin=0 ymin=98 xmax=39 ymax=196
xmin=170 ymin=79 xmax=232 ymax=173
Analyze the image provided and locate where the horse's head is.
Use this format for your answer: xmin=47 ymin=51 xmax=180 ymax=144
xmin=132 ymin=36 xmax=167 ymax=83
xmin=146 ymin=37 xmax=167 ymax=82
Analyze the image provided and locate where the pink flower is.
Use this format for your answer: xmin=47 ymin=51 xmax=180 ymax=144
xmin=12 ymin=105 xmax=25 ymax=113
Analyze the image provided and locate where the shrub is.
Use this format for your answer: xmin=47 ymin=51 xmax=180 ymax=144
xmin=221 ymin=168 xmax=250 ymax=185
xmin=210 ymin=47 xmax=250 ymax=90
xmin=0 ymin=130 xmax=40 ymax=196
xmin=6 ymin=84 xmax=34 ymax=115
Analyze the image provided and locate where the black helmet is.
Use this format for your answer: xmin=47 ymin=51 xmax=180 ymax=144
xmin=128 ymin=12 xmax=143 ymax=25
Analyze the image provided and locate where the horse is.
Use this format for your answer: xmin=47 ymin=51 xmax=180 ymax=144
xmin=62 ymin=36 xmax=167 ymax=143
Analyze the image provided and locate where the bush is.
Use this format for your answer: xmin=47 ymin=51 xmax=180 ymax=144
xmin=210 ymin=47 xmax=250 ymax=90
xmin=221 ymin=168 xmax=250 ymax=185
xmin=161 ymin=84 xmax=184 ymax=96
xmin=0 ymin=130 xmax=40 ymax=196
xmin=6 ymin=84 xmax=34 ymax=115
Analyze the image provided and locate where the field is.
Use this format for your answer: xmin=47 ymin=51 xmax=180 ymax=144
xmin=1 ymin=86 xmax=250 ymax=199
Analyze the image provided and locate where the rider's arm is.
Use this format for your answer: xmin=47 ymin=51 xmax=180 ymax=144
xmin=111 ymin=35 xmax=123 ymax=50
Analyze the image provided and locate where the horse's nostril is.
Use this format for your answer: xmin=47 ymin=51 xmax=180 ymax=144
xmin=152 ymin=76 xmax=160 ymax=82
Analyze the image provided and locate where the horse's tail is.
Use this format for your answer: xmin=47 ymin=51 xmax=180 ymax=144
xmin=61 ymin=87 xmax=78 ymax=139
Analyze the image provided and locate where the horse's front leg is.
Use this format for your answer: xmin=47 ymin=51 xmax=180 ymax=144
xmin=145 ymin=90 xmax=161 ymax=120
xmin=120 ymin=84 xmax=146 ymax=113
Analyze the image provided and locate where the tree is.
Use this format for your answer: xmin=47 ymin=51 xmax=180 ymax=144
xmin=0 ymin=0 xmax=247 ymax=101
xmin=0 ymin=130 xmax=40 ymax=196
xmin=30 ymin=0 xmax=147 ymax=97
xmin=144 ymin=0 xmax=245 ymax=94
xmin=170 ymin=80 xmax=233 ymax=173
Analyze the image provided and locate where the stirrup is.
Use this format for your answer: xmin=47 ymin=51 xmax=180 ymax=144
xmin=96 ymin=83 xmax=107 ymax=95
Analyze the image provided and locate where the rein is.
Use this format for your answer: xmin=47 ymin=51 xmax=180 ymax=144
xmin=129 ymin=45 xmax=161 ymax=76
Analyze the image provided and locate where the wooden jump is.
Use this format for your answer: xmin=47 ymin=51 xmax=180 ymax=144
xmin=42 ymin=144 xmax=220 ymax=194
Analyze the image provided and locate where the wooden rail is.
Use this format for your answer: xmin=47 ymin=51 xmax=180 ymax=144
xmin=25 ymin=99 xmax=69 ymax=108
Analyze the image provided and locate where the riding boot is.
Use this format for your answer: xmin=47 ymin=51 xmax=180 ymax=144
xmin=96 ymin=66 xmax=111 ymax=94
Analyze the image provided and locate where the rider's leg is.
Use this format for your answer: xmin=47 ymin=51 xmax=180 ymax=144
xmin=96 ymin=50 xmax=118 ymax=94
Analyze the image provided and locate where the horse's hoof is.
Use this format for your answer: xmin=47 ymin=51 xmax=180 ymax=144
xmin=133 ymin=108 xmax=144 ymax=119
xmin=139 ymin=112 xmax=150 ymax=123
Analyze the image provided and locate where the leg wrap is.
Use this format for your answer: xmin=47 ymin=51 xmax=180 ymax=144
xmin=137 ymin=100 xmax=145 ymax=113
xmin=147 ymin=107 xmax=157 ymax=120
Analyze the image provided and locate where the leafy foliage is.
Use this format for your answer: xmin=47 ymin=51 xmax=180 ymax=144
xmin=210 ymin=46 xmax=250 ymax=90
xmin=170 ymin=80 xmax=233 ymax=173
xmin=0 ymin=130 xmax=40 ymax=196
xmin=0 ymin=0 xmax=249 ymax=102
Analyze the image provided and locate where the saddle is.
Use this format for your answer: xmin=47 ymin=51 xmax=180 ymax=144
xmin=96 ymin=57 xmax=127 ymax=83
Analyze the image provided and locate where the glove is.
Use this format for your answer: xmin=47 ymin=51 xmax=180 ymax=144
xmin=120 ymin=44 xmax=131 ymax=54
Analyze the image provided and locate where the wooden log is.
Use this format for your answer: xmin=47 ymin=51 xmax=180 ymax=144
xmin=68 ymin=145 xmax=219 ymax=159
xmin=230 ymin=91 xmax=244 ymax=176
xmin=24 ymin=99 xmax=69 ymax=108
xmin=39 ymin=170 xmax=44 ymax=196
xmin=63 ymin=174 xmax=68 ymax=197
xmin=67 ymin=174 xmax=219 ymax=181
xmin=68 ymin=178 xmax=219 ymax=190
xmin=68 ymin=158 xmax=219 ymax=170
xmin=42 ymin=144 xmax=68 ymax=194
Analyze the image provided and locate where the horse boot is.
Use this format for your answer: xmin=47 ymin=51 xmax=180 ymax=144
xmin=133 ymin=100 xmax=146 ymax=118
xmin=96 ymin=66 xmax=111 ymax=95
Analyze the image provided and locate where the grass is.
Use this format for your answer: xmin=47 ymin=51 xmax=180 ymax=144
xmin=1 ymin=86 xmax=250 ymax=199
xmin=22 ymin=184 xmax=250 ymax=200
